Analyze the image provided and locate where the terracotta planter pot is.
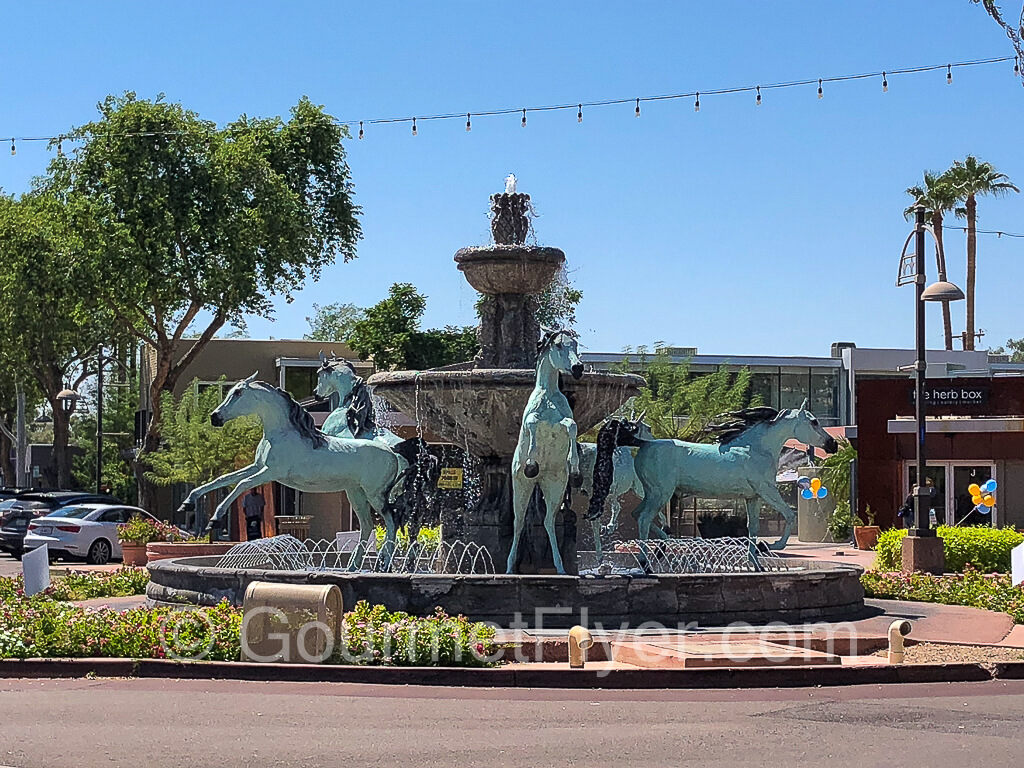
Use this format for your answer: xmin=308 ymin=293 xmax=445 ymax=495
xmin=120 ymin=543 xmax=149 ymax=566
xmin=145 ymin=542 xmax=237 ymax=563
xmin=853 ymin=525 xmax=882 ymax=551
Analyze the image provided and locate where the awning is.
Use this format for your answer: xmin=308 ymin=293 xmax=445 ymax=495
xmin=887 ymin=417 xmax=1024 ymax=434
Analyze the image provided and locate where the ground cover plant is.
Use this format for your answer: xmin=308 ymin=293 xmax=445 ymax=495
xmin=862 ymin=567 xmax=1024 ymax=624
xmin=874 ymin=525 xmax=1024 ymax=573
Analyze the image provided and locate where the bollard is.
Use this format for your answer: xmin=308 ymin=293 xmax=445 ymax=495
xmin=568 ymin=625 xmax=594 ymax=669
xmin=242 ymin=581 xmax=343 ymax=664
xmin=887 ymin=619 xmax=912 ymax=665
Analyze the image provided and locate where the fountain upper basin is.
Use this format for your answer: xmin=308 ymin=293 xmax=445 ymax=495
xmin=368 ymin=369 xmax=644 ymax=458
xmin=455 ymin=245 xmax=565 ymax=295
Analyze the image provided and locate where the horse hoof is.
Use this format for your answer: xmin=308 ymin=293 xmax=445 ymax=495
xmin=569 ymin=472 xmax=583 ymax=488
xmin=178 ymin=501 xmax=196 ymax=513
xmin=523 ymin=461 xmax=539 ymax=479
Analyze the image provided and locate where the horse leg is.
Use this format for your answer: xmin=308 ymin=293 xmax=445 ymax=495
xmin=521 ymin=414 xmax=541 ymax=478
xmin=745 ymin=497 xmax=763 ymax=565
xmin=507 ymin=478 xmax=535 ymax=574
xmin=602 ymin=497 xmax=621 ymax=539
xmin=346 ymin=486 xmax=374 ymax=571
xmin=561 ymin=417 xmax=581 ymax=486
xmin=635 ymin=486 xmax=673 ymax=541
xmin=754 ymin=482 xmax=797 ymax=550
xmin=540 ymin=476 xmax=569 ymax=574
xmin=181 ymin=463 xmax=263 ymax=516
xmin=207 ymin=468 xmax=273 ymax=531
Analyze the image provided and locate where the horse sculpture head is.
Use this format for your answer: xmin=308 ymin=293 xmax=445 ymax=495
xmin=211 ymin=372 xmax=262 ymax=427
xmin=211 ymin=373 xmax=327 ymax=447
xmin=538 ymin=327 xmax=584 ymax=380
xmin=781 ymin=399 xmax=839 ymax=454
xmin=315 ymin=351 xmax=359 ymax=401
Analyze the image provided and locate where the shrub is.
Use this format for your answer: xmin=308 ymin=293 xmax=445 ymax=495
xmin=0 ymin=567 xmax=150 ymax=604
xmin=874 ymin=525 xmax=1024 ymax=573
xmin=827 ymin=501 xmax=854 ymax=542
xmin=862 ymin=567 xmax=1024 ymax=624
xmin=373 ymin=524 xmax=442 ymax=554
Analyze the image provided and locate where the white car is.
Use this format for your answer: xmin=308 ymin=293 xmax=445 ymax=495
xmin=23 ymin=504 xmax=160 ymax=565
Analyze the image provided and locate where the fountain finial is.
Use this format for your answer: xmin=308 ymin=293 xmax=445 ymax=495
xmin=505 ymin=173 xmax=517 ymax=194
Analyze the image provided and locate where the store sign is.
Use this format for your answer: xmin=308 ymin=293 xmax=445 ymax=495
xmin=911 ymin=385 xmax=990 ymax=407
xmin=437 ymin=467 xmax=464 ymax=490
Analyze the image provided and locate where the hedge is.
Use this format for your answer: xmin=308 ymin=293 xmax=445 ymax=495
xmin=874 ymin=525 xmax=1024 ymax=573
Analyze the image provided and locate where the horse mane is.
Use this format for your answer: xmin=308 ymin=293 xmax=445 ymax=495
xmin=253 ymin=382 xmax=327 ymax=448
xmin=585 ymin=419 xmax=645 ymax=522
xmin=537 ymin=326 xmax=578 ymax=355
xmin=344 ymin=376 xmax=376 ymax=437
xmin=704 ymin=406 xmax=783 ymax=445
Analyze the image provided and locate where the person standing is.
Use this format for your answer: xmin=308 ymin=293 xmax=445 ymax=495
xmin=242 ymin=488 xmax=266 ymax=540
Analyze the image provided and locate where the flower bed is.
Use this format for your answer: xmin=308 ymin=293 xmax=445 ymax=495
xmin=874 ymin=525 xmax=1024 ymax=573
xmin=0 ymin=567 xmax=150 ymax=604
xmin=861 ymin=567 xmax=1024 ymax=624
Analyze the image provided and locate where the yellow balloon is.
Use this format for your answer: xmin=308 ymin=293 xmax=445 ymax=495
xmin=972 ymin=494 xmax=983 ymax=506
xmin=968 ymin=483 xmax=981 ymax=496
xmin=983 ymin=495 xmax=996 ymax=507
xmin=810 ymin=478 xmax=821 ymax=492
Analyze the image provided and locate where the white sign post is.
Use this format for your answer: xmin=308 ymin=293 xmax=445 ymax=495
xmin=22 ymin=544 xmax=51 ymax=596
xmin=1011 ymin=541 xmax=1024 ymax=588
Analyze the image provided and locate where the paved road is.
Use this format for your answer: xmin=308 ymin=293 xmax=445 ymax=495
xmin=0 ymin=552 xmax=119 ymax=579
xmin=1 ymin=678 xmax=1023 ymax=767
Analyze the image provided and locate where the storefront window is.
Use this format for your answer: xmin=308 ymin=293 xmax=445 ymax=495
xmin=750 ymin=372 xmax=779 ymax=409
xmin=810 ymin=372 xmax=839 ymax=423
xmin=283 ymin=367 xmax=317 ymax=402
xmin=779 ymin=372 xmax=808 ymax=410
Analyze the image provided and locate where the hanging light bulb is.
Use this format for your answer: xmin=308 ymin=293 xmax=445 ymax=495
xmin=817 ymin=79 xmax=823 ymax=99
xmin=412 ymin=118 xmax=417 ymax=136
xmin=694 ymin=92 xmax=700 ymax=112
xmin=521 ymin=108 xmax=527 ymax=128
xmin=882 ymin=72 xmax=888 ymax=92
xmin=57 ymin=138 xmax=63 ymax=156
xmin=10 ymin=138 xmax=14 ymax=156
xmin=947 ymin=64 xmax=952 ymax=84
xmin=577 ymin=104 xmax=583 ymax=123
xmin=1015 ymin=57 xmax=1020 ymax=76
xmin=358 ymin=121 xmax=364 ymax=140
xmin=756 ymin=86 xmax=762 ymax=106
xmin=635 ymin=98 xmax=640 ymax=117
xmin=466 ymin=113 xmax=472 ymax=132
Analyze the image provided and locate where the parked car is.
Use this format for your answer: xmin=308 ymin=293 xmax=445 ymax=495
xmin=0 ymin=491 xmax=120 ymax=559
xmin=23 ymin=504 xmax=159 ymax=565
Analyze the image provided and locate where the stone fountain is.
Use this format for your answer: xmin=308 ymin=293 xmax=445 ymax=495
xmin=368 ymin=182 xmax=645 ymax=571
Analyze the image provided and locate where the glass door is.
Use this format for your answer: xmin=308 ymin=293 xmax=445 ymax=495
xmin=950 ymin=465 xmax=995 ymax=527
xmin=904 ymin=462 xmax=996 ymax=528
xmin=908 ymin=465 xmax=947 ymax=527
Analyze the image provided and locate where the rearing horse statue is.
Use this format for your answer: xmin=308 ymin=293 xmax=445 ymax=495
xmin=508 ymin=328 xmax=584 ymax=574
xmin=315 ymin=352 xmax=402 ymax=447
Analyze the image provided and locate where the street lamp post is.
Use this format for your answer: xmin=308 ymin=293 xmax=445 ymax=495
xmin=900 ymin=205 xmax=965 ymax=574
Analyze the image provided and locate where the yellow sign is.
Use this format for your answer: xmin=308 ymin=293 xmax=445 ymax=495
xmin=437 ymin=467 xmax=464 ymax=490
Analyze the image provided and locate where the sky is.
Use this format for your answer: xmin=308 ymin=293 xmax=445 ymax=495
xmin=1 ymin=1 xmax=1022 ymax=357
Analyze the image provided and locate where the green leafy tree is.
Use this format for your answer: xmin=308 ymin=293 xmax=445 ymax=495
xmin=71 ymin=369 xmax=140 ymax=502
xmin=304 ymin=302 xmax=365 ymax=342
xmin=1005 ymin=338 xmax=1024 ymax=362
xmin=947 ymin=156 xmax=1019 ymax=350
xmin=0 ymin=193 xmax=118 ymax=487
xmin=144 ymin=380 xmax=261 ymax=488
xmin=347 ymin=283 xmax=478 ymax=370
xmin=905 ymin=171 xmax=959 ymax=350
xmin=46 ymin=93 xmax=361 ymax=506
xmin=619 ymin=347 xmax=758 ymax=441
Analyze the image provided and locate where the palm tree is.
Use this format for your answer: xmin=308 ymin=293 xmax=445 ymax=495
xmin=905 ymin=171 xmax=959 ymax=350
xmin=948 ymin=156 xmax=1019 ymax=350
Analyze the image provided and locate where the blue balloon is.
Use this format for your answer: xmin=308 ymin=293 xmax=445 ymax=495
xmin=801 ymin=488 xmax=813 ymax=499
xmin=818 ymin=487 xmax=828 ymax=498
xmin=797 ymin=476 xmax=811 ymax=489
xmin=982 ymin=479 xmax=997 ymax=494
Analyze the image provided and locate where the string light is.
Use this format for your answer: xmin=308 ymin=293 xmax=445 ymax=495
xmin=0 ymin=55 xmax=1014 ymax=150
xmin=756 ymin=86 xmax=761 ymax=106
xmin=358 ymin=121 xmax=364 ymax=140
xmin=57 ymin=138 xmax=63 ymax=156
xmin=9 ymin=139 xmax=14 ymax=156
xmin=882 ymin=72 xmax=888 ymax=92
xmin=577 ymin=104 xmax=583 ymax=123
xmin=466 ymin=113 xmax=471 ymax=132
xmin=694 ymin=92 xmax=700 ymax=112
xmin=411 ymin=117 xmax=417 ymax=136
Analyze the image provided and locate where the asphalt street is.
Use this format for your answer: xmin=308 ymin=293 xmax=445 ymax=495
xmin=0 ymin=554 xmax=23 ymax=578
xmin=2 ymin=678 xmax=1024 ymax=767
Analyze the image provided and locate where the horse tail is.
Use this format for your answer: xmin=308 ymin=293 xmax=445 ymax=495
xmin=586 ymin=420 xmax=619 ymax=521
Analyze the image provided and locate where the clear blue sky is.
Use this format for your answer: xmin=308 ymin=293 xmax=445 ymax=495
xmin=2 ymin=1 xmax=1022 ymax=356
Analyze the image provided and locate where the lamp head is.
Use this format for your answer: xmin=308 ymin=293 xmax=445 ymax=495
xmin=921 ymin=280 xmax=965 ymax=303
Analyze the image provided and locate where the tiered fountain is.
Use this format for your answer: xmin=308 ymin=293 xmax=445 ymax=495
xmin=368 ymin=182 xmax=644 ymax=572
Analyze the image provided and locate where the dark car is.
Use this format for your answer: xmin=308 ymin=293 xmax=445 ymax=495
xmin=0 ymin=491 xmax=120 ymax=560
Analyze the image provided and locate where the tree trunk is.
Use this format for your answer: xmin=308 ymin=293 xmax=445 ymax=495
xmin=965 ymin=196 xmax=978 ymax=350
xmin=931 ymin=211 xmax=954 ymax=350
xmin=138 ymin=349 xmax=176 ymax=511
xmin=0 ymin=423 xmax=14 ymax=486
xmin=50 ymin=399 xmax=73 ymax=488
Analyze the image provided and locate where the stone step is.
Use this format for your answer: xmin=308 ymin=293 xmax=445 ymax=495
xmin=609 ymin=638 xmax=841 ymax=668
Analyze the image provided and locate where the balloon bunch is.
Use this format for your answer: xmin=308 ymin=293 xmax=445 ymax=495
xmin=969 ymin=479 xmax=997 ymax=512
xmin=798 ymin=476 xmax=828 ymax=500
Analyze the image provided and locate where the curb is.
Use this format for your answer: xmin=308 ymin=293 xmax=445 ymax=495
xmin=0 ymin=657 xmax=1019 ymax=689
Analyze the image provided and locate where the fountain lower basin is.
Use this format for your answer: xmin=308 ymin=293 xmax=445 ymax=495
xmin=368 ymin=369 xmax=644 ymax=458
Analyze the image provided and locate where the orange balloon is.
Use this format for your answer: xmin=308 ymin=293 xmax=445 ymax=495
xmin=972 ymin=494 xmax=984 ymax=506
xmin=983 ymin=495 xmax=996 ymax=507
xmin=810 ymin=478 xmax=821 ymax=492
xmin=968 ymin=483 xmax=981 ymax=496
